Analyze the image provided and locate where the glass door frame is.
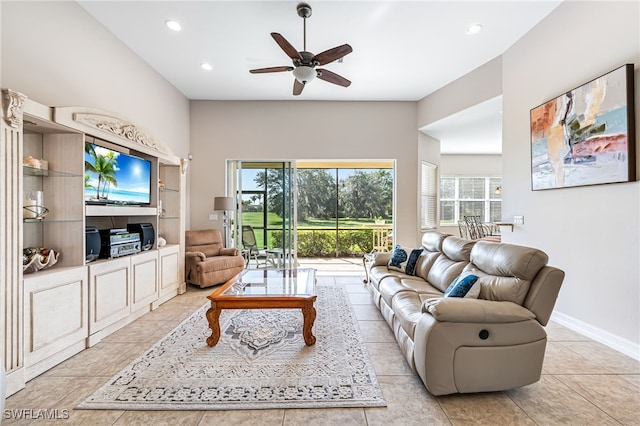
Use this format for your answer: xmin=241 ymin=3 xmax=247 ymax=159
xmin=227 ymin=160 xmax=297 ymax=269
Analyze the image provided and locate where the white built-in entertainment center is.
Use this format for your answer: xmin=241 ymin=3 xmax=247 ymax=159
xmin=1 ymin=89 xmax=187 ymax=396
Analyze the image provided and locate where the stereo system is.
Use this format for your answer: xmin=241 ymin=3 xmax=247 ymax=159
xmin=99 ymin=228 xmax=141 ymax=259
xmin=85 ymin=226 xmax=101 ymax=262
xmin=85 ymin=223 xmax=155 ymax=261
xmin=127 ymin=223 xmax=155 ymax=251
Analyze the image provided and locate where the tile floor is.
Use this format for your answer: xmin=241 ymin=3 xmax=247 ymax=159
xmin=3 ymin=265 xmax=639 ymax=425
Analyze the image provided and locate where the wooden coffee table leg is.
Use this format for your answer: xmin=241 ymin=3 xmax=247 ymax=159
xmin=301 ymin=300 xmax=317 ymax=346
xmin=206 ymin=302 xmax=222 ymax=347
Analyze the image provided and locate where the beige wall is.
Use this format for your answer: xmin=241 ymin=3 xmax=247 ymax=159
xmin=417 ymin=56 xmax=502 ymax=129
xmin=501 ymin=1 xmax=640 ymax=354
xmin=189 ymin=100 xmax=421 ymax=246
xmin=0 ymin=1 xmax=190 ymax=158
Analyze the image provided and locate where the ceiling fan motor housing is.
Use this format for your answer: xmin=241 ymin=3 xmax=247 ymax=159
xmin=297 ymin=3 xmax=312 ymax=18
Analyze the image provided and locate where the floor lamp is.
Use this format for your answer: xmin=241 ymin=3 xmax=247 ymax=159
xmin=214 ymin=196 xmax=235 ymax=248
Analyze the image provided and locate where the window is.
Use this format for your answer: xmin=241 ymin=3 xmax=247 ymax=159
xmin=421 ymin=162 xmax=437 ymax=229
xmin=439 ymin=176 xmax=501 ymax=225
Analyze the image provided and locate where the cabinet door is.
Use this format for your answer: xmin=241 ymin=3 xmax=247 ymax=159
xmin=158 ymin=245 xmax=179 ymax=299
xmin=130 ymin=250 xmax=158 ymax=312
xmin=23 ymin=267 xmax=88 ymax=379
xmin=88 ymin=257 xmax=131 ymax=333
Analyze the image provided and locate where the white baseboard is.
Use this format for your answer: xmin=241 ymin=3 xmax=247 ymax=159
xmin=551 ymin=311 xmax=640 ymax=361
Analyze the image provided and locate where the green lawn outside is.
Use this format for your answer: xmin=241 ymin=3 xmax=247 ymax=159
xmin=239 ymin=212 xmax=391 ymax=256
xmin=241 ymin=211 xmax=390 ymax=229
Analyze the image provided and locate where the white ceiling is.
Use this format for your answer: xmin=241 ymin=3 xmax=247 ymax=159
xmin=77 ymin=0 xmax=562 ymax=153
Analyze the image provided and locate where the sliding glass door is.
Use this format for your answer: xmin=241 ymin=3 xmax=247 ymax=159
xmin=227 ymin=160 xmax=297 ymax=268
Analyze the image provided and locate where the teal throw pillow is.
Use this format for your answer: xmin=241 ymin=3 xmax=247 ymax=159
xmin=388 ymin=245 xmax=423 ymax=276
xmin=444 ymin=273 xmax=480 ymax=298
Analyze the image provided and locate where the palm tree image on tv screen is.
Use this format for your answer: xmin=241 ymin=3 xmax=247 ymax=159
xmin=84 ymin=142 xmax=152 ymax=205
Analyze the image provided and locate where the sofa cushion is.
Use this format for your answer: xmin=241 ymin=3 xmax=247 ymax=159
xmin=379 ymin=276 xmax=442 ymax=307
xmin=444 ymin=273 xmax=480 ymax=298
xmin=469 ymin=241 xmax=549 ymax=305
xmin=413 ymin=251 xmax=442 ymax=281
xmin=421 ymin=231 xmax=449 ymax=252
xmin=388 ymin=245 xmax=423 ymax=275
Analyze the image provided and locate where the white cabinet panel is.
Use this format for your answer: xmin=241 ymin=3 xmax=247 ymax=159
xmin=159 ymin=245 xmax=179 ymax=299
xmin=23 ymin=266 xmax=88 ymax=379
xmin=88 ymin=257 xmax=131 ymax=333
xmin=131 ymin=250 xmax=158 ymax=311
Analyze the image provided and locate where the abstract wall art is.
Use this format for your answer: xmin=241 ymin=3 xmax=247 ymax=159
xmin=530 ymin=64 xmax=636 ymax=190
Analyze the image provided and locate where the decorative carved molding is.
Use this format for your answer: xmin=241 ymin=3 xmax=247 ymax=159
xmin=2 ymin=89 xmax=27 ymax=128
xmin=73 ymin=112 xmax=164 ymax=154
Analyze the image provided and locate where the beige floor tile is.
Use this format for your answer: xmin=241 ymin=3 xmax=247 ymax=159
xmin=30 ymin=376 xmax=125 ymax=426
xmin=40 ymin=342 xmax=143 ymax=378
xmin=438 ymin=392 xmax=535 ymax=425
xmin=283 ymin=407 xmax=367 ymax=425
xmin=347 ymin=293 xmax=373 ymax=305
xmin=558 ymin=341 xmax=640 ymax=374
xmin=114 ymin=410 xmax=205 ymax=425
xmin=365 ymin=342 xmax=414 ymax=376
xmin=357 ymin=320 xmax=396 ymax=343
xmin=542 ymin=341 xmax=606 ymax=374
xmin=622 ymin=374 xmax=640 ymax=387
xmin=4 ymin=376 xmax=87 ymax=417
xmin=343 ymin=283 xmax=369 ymax=294
xmin=505 ymin=375 xmax=620 ymax=425
xmin=351 ymin=304 xmax=384 ymax=321
xmin=556 ymin=374 xmax=640 ymax=425
xmin=199 ymin=409 xmax=285 ymax=425
xmin=365 ymin=375 xmax=449 ymax=426
xmin=546 ymin=320 xmax=591 ymax=342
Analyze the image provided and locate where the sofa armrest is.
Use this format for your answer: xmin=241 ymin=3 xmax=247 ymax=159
xmin=219 ymin=248 xmax=240 ymax=256
xmin=186 ymin=251 xmax=206 ymax=261
xmin=423 ymin=298 xmax=536 ymax=323
xmin=371 ymin=252 xmax=392 ymax=267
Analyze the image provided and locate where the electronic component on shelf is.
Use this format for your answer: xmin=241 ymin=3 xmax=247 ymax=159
xmin=98 ymin=228 xmax=141 ymax=258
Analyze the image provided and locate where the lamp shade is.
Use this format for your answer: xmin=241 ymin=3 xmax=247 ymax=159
xmin=214 ymin=196 xmax=235 ymax=211
xmin=293 ymin=66 xmax=316 ymax=84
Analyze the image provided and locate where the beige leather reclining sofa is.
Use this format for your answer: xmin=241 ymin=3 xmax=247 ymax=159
xmin=367 ymin=231 xmax=564 ymax=396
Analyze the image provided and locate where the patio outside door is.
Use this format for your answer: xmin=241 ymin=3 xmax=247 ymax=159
xmin=227 ymin=160 xmax=297 ymax=268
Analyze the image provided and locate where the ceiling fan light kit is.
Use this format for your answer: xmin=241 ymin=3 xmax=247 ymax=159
xmin=249 ymin=2 xmax=352 ymax=96
xmin=292 ymin=66 xmax=316 ymax=84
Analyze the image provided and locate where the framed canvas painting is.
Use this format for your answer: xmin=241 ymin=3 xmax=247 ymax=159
xmin=530 ymin=64 xmax=636 ymax=190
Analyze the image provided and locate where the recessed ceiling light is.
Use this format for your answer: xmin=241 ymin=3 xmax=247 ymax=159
xmin=165 ymin=20 xmax=182 ymax=32
xmin=200 ymin=62 xmax=213 ymax=71
xmin=467 ymin=23 xmax=483 ymax=35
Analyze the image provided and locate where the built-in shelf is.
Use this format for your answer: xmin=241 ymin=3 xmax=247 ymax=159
xmin=23 ymin=219 xmax=82 ymax=224
xmin=23 ymin=165 xmax=80 ymax=178
xmin=85 ymin=205 xmax=158 ymax=217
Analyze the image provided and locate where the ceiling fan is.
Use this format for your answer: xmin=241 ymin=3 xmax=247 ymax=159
xmin=249 ymin=2 xmax=353 ymax=96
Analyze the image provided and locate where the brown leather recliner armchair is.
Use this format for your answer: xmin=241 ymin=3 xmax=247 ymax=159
xmin=185 ymin=229 xmax=244 ymax=288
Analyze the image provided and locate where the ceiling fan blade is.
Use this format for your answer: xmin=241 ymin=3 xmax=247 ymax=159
xmin=293 ymin=79 xmax=305 ymax=96
xmin=249 ymin=66 xmax=294 ymax=74
xmin=312 ymin=44 xmax=353 ymax=66
xmin=316 ymin=69 xmax=351 ymax=87
xmin=271 ymin=33 xmax=302 ymax=61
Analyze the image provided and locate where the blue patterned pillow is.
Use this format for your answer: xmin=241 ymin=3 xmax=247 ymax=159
xmin=444 ymin=273 xmax=480 ymax=298
xmin=388 ymin=245 xmax=423 ymax=275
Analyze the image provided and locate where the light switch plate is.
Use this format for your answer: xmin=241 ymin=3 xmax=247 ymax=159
xmin=513 ymin=215 xmax=524 ymax=225
xmin=209 ymin=214 xmax=218 ymax=221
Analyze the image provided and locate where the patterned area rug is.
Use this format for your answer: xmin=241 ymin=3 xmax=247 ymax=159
xmin=77 ymin=286 xmax=386 ymax=410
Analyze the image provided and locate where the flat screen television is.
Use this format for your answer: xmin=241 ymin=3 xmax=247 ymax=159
xmin=84 ymin=142 xmax=152 ymax=205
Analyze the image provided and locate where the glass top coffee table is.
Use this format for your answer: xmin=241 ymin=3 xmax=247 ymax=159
xmin=205 ymin=268 xmax=317 ymax=347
